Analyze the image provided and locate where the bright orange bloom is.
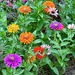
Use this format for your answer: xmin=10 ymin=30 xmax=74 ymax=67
xmin=18 ymin=6 xmax=31 ymax=14
xmin=33 ymin=46 xmax=46 ymax=60
xmin=43 ymin=1 xmax=55 ymax=13
xmin=19 ymin=32 xmax=34 ymax=44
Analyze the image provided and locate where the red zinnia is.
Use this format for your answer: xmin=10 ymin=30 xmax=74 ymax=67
xmin=33 ymin=46 xmax=46 ymax=60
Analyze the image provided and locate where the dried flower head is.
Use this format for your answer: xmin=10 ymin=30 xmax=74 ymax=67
xmin=67 ymin=24 xmax=75 ymax=29
xmin=19 ymin=32 xmax=34 ymax=44
xmin=43 ymin=1 xmax=55 ymax=13
xmin=8 ymin=24 xmax=19 ymax=33
xmin=4 ymin=54 xmax=22 ymax=68
xmin=49 ymin=21 xmax=64 ymax=30
xmin=18 ymin=6 xmax=31 ymax=14
xmin=33 ymin=46 xmax=46 ymax=60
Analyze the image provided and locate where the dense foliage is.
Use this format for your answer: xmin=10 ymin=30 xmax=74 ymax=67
xmin=0 ymin=0 xmax=75 ymax=75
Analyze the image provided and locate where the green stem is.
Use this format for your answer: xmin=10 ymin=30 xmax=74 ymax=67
xmin=11 ymin=33 xmax=14 ymax=53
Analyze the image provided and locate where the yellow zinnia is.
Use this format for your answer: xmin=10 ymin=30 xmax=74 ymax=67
xmin=8 ymin=24 xmax=19 ymax=33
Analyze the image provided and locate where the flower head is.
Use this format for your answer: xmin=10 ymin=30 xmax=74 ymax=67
xmin=43 ymin=1 xmax=55 ymax=13
xmin=19 ymin=32 xmax=34 ymax=44
xmin=8 ymin=24 xmax=19 ymax=33
xmin=33 ymin=46 xmax=46 ymax=60
xmin=27 ymin=54 xmax=36 ymax=63
xmin=41 ymin=44 xmax=51 ymax=55
xmin=67 ymin=24 xmax=75 ymax=29
xmin=48 ymin=7 xmax=58 ymax=17
xmin=49 ymin=21 xmax=64 ymax=30
xmin=22 ymin=0 xmax=27 ymax=3
xmin=4 ymin=54 xmax=22 ymax=68
xmin=18 ymin=6 xmax=31 ymax=14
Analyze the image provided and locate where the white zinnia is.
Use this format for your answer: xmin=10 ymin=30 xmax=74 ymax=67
xmin=67 ymin=24 xmax=75 ymax=29
xmin=41 ymin=44 xmax=51 ymax=55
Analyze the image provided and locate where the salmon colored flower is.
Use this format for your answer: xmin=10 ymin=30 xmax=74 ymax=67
xmin=8 ymin=24 xmax=19 ymax=33
xmin=43 ymin=1 xmax=55 ymax=13
xmin=18 ymin=6 xmax=31 ymax=14
xmin=33 ymin=46 xmax=46 ymax=60
xmin=27 ymin=55 xmax=36 ymax=63
xmin=19 ymin=32 xmax=34 ymax=44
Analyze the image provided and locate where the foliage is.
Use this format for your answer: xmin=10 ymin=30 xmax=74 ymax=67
xmin=0 ymin=0 xmax=75 ymax=75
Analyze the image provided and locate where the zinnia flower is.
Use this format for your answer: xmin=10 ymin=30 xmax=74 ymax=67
xmin=22 ymin=0 xmax=27 ymax=3
xmin=18 ymin=6 xmax=31 ymax=14
xmin=19 ymin=32 xmax=34 ymax=44
xmin=43 ymin=1 xmax=55 ymax=13
xmin=49 ymin=21 xmax=64 ymax=30
xmin=27 ymin=54 xmax=36 ymax=63
xmin=8 ymin=24 xmax=19 ymax=33
xmin=48 ymin=7 xmax=58 ymax=17
xmin=33 ymin=46 xmax=46 ymax=60
xmin=67 ymin=24 xmax=75 ymax=29
xmin=41 ymin=44 xmax=51 ymax=55
xmin=4 ymin=54 xmax=22 ymax=68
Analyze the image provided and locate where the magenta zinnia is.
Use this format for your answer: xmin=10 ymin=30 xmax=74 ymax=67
xmin=4 ymin=54 xmax=22 ymax=68
xmin=49 ymin=21 xmax=64 ymax=30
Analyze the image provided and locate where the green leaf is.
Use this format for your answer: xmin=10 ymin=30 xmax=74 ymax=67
xmin=16 ymin=70 xmax=24 ymax=75
xmin=60 ymin=42 xmax=70 ymax=46
xmin=33 ymin=39 xmax=44 ymax=44
xmin=56 ymin=31 xmax=63 ymax=42
xmin=2 ymin=69 xmax=6 ymax=75
xmin=52 ymin=67 xmax=59 ymax=75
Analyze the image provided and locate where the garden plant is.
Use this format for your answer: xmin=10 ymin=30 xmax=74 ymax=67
xmin=0 ymin=0 xmax=75 ymax=75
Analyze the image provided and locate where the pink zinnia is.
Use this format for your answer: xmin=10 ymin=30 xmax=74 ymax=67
xmin=48 ymin=7 xmax=58 ymax=17
xmin=22 ymin=0 xmax=27 ymax=2
xmin=4 ymin=54 xmax=22 ymax=68
xmin=49 ymin=21 xmax=64 ymax=30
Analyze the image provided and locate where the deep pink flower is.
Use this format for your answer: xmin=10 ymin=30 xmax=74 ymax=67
xmin=4 ymin=54 xmax=22 ymax=68
xmin=22 ymin=0 xmax=27 ymax=2
xmin=49 ymin=21 xmax=64 ymax=30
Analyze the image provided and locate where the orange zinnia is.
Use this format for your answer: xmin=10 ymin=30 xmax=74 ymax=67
xmin=19 ymin=32 xmax=34 ymax=44
xmin=18 ymin=6 xmax=31 ymax=14
xmin=43 ymin=1 xmax=55 ymax=13
xmin=28 ymin=55 xmax=36 ymax=63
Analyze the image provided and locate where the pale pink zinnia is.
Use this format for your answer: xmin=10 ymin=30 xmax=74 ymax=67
xmin=48 ymin=7 xmax=58 ymax=17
